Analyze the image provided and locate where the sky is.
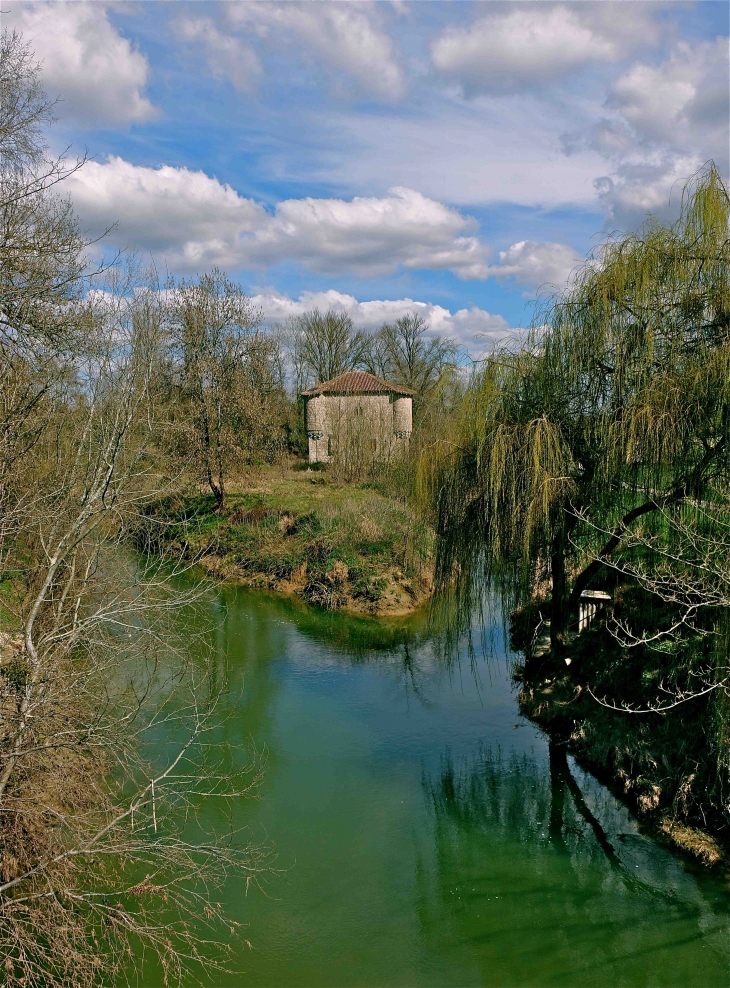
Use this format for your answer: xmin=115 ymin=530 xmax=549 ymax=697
xmin=6 ymin=0 xmax=729 ymax=352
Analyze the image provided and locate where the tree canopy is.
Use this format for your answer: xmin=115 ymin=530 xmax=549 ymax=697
xmin=287 ymin=308 xmax=368 ymax=388
xmin=423 ymin=164 xmax=730 ymax=655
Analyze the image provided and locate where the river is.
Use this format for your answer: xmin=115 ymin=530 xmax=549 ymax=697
xmin=138 ymin=586 xmax=730 ymax=987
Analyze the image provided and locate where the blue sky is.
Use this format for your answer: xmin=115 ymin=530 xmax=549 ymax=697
xmin=7 ymin=1 xmax=729 ymax=351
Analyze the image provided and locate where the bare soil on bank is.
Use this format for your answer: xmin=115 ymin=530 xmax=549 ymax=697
xmin=140 ymin=465 xmax=434 ymax=617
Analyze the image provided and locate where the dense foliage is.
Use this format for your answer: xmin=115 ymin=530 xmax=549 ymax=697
xmin=425 ymin=165 xmax=730 ymax=644
xmin=423 ymin=164 xmax=730 ymax=842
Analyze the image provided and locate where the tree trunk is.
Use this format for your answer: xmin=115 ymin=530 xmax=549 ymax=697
xmin=213 ymin=397 xmax=226 ymax=512
xmin=550 ymin=524 xmax=569 ymax=655
xmin=209 ymin=470 xmax=224 ymax=512
xmin=548 ymin=742 xmax=567 ymax=848
xmin=200 ymin=402 xmax=224 ymax=511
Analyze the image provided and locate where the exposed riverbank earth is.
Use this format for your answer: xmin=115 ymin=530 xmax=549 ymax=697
xmin=140 ymin=466 xmax=434 ymax=616
xmin=131 ymin=587 xmax=730 ymax=987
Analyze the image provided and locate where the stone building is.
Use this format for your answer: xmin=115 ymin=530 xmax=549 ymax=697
xmin=302 ymin=371 xmax=415 ymax=464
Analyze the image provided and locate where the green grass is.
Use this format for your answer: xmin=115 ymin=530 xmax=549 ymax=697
xmin=137 ymin=467 xmax=433 ymax=611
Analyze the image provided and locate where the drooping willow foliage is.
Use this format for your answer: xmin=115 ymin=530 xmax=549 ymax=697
xmin=421 ymin=164 xmax=730 ymax=651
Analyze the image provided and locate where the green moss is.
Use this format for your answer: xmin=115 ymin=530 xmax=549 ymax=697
xmin=351 ymin=576 xmax=388 ymax=603
xmin=2 ymin=655 xmax=29 ymax=692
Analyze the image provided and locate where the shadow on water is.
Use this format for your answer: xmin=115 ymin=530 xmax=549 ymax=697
xmin=421 ymin=744 xmax=730 ymax=987
xmin=128 ymin=579 xmax=730 ymax=988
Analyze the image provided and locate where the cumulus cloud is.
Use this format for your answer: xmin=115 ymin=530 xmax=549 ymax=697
xmin=175 ymin=1 xmax=405 ymax=101
xmin=66 ymin=156 xmax=267 ymax=264
xmin=607 ymin=39 xmax=729 ymax=158
xmin=487 ymin=240 xmax=583 ymax=293
xmin=66 ymin=156 xmax=492 ymax=278
xmin=6 ymin=2 xmax=156 ymax=127
xmin=431 ymin=5 xmax=626 ymax=95
xmin=570 ymin=38 xmax=730 ymax=227
xmin=260 ymin=187 xmax=490 ymax=278
xmin=251 ymin=288 xmax=515 ymax=352
xmin=594 ymin=154 xmax=705 ymax=229
xmin=68 ymin=157 xmax=585 ymax=289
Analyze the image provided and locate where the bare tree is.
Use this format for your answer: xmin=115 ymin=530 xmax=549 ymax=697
xmin=164 ymin=269 xmax=285 ymax=509
xmin=289 ymin=308 xmax=368 ymax=387
xmin=0 ymin=276 xmax=270 ymax=988
xmin=0 ymin=31 xmax=99 ymax=355
xmin=0 ymin=29 xmax=50 ymax=173
xmin=364 ymin=313 xmax=459 ymax=404
xmin=0 ymin=35 xmax=271 ymax=986
xmin=564 ymin=495 xmax=730 ymax=713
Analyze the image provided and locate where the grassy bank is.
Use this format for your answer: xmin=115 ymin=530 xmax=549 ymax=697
xmin=140 ymin=465 xmax=434 ymax=615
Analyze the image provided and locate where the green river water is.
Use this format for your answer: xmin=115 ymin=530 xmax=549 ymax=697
xmin=137 ymin=587 xmax=730 ymax=987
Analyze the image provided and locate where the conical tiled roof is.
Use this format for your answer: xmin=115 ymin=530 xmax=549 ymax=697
xmin=302 ymin=371 xmax=416 ymax=396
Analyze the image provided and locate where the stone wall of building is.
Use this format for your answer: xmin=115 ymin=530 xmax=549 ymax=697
xmin=305 ymin=393 xmax=412 ymax=464
xmin=305 ymin=394 xmax=329 ymax=433
xmin=393 ymin=396 xmax=412 ymax=437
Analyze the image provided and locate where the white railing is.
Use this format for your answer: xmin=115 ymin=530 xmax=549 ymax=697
xmin=578 ymin=590 xmax=612 ymax=632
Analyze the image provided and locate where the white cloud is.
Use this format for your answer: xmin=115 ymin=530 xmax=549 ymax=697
xmin=66 ymin=156 xmax=267 ymax=264
xmin=6 ymin=2 xmax=156 ymax=127
xmin=174 ymin=16 xmax=261 ymax=92
xmin=251 ymin=288 xmax=515 ymax=352
xmin=607 ymin=39 xmax=729 ymax=158
xmin=176 ymin=1 xmax=405 ymax=101
xmin=66 ymin=156 xmax=492 ymax=278
xmin=263 ymin=187 xmax=490 ymax=278
xmin=572 ymin=38 xmax=730 ymax=227
xmin=431 ymin=5 xmax=620 ymax=95
xmin=594 ymin=154 xmax=705 ymax=228
xmin=69 ymin=157 xmax=585 ymax=290
xmin=487 ymin=240 xmax=583 ymax=293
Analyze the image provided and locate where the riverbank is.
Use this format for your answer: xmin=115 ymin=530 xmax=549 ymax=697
xmin=139 ymin=466 xmax=434 ymax=616
xmin=517 ymin=672 xmax=726 ymax=868
xmin=512 ymin=590 xmax=730 ymax=869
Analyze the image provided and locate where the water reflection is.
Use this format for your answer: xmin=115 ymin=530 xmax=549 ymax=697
xmin=214 ymin=587 xmax=509 ymax=710
xmin=131 ymin=582 xmax=730 ymax=987
xmin=422 ymin=745 xmax=730 ymax=987
xmin=228 ymin=587 xmax=434 ymax=654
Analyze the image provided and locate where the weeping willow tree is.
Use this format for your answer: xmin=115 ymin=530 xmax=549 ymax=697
xmin=423 ymin=164 xmax=730 ymax=658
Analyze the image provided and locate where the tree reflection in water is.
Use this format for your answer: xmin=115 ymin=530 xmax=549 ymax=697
xmin=421 ymin=744 xmax=730 ymax=987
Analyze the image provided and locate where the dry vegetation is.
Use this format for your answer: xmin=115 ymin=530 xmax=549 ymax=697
xmin=0 ymin=32 xmax=272 ymax=986
xmin=138 ymin=464 xmax=435 ymax=616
